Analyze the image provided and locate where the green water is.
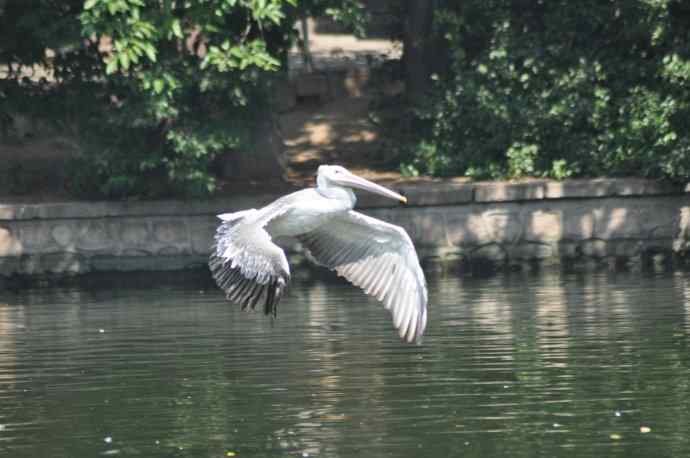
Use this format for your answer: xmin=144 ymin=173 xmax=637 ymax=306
xmin=1 ymin=270 xmax=689 ymax=457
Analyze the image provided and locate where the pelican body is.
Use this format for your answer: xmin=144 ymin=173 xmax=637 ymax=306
xmin=210 ymin=165 xmax=428 ymax=343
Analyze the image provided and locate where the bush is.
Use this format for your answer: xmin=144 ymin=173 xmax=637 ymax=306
xmin=1 ymin=0 xmax=376 ymax=198
xmin=402 ymin=0 xmax=690 ymax=182
xmin=1 ymin=0 xmax=302 ymax=198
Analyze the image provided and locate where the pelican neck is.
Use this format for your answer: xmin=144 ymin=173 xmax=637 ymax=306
xmin=315 ymin=184 xmax=357 ymax=208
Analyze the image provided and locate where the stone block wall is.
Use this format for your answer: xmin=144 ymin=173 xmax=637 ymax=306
xmin=1 ymin=178 xmax=689 ymax=276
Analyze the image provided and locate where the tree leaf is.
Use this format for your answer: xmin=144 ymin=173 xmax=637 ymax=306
xmin=119 ymin=52 xmax=130 ymax=70
xmin=105 ymin=58 xmax=118 ymax=74
xmin=143 ymin=43 xmax=156 ymax=62
xmin=172 ymin=19 xmax=183 ymax=38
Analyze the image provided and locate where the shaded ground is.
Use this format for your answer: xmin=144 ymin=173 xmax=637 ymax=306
xmin=279 ymin=17 xmax=412 ymax=186
xmin=0 ymin=88 xmax=458 ymax=202
xmin=282 ymin=92 xmax=397 ymax=181
xmin=0 ymin=94 xmax=414 ymax=202
xmin=0 ymin=134 xmax=80 ymax=202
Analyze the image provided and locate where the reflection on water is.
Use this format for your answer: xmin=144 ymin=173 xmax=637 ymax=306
xmin=1 ymin=270 xmax=690 ymax=457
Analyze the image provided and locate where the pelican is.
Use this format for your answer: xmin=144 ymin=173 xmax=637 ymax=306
xmin=209 ymin=165 xmax=428 ymax=343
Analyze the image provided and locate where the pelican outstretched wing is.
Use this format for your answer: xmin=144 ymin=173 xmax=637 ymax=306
xmin=298 ymin=210 xmax=428 ymax=343
xmin=210 ymin=208 xmax=290 ymax=316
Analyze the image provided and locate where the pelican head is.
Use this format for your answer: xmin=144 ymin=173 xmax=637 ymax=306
xmin=317 ymin=165 xmax=407 ymax=204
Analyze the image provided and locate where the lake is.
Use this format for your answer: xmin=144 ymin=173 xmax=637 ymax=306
xmin=1 ymin=269 xmax=689 ymax=457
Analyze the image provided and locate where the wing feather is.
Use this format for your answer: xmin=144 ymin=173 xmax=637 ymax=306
xmin=406 ymin=300 xmax=418 ymax=342
xmin=398 ymin=292 xmax=412 ymax=337
xmin=298 ymin=210 xmax=428 ymax=343
xmin=210 ymin=207 xmax=290 ymax=316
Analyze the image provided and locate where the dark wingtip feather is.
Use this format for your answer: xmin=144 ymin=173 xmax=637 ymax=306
xmin=263 ymin=276 xmax=289 ymax=318
xmin=209 ymin=254 xmax=289 ymax=316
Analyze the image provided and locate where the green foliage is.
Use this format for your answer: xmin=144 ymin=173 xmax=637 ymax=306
xmin=1 ymin=0 xmax=301 ymax=198
xmin=0 ymin=0 xmax=370 ymax=198
xmin=323 ymin=0 xmax=369 ymax=37
xmin=402 ymin=0 xmax=690 ymax=182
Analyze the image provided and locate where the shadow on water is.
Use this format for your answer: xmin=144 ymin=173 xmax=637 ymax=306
xmin=1 ymin=269 xmax=690 ymax=457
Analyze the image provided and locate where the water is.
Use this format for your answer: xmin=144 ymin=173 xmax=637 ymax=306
xmin=1 ymin=270 xmax=690 ymax=458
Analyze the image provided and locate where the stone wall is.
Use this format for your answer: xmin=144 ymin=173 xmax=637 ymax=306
xmin=1 ymin=178 xmax=689 ymax=276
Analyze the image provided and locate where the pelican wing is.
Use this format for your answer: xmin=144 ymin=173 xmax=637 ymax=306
xmin=210 ymin=208 xmax=290 ymax=316
xmin=298 ymin=210 xmax=428 ymax=343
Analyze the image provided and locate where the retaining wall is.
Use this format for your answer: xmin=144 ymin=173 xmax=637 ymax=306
xmin=1 ymin=178 xmax=689 ymax=276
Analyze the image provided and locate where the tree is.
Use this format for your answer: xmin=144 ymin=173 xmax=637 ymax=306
xmin=401 ymin=0 xmax=434 ymax=105
xmin=2 ymin=0 xmax=302 ymax=197
xmin=397 ymin=0 xmax=690 ymax=182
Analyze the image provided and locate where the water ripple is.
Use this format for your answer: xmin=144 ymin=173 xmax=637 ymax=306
xmin=0 ymin=271 xmax=689 ymax=457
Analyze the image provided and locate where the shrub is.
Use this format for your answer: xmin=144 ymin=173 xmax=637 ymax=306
xmin=402 ymin=0 xmax=690 ymax=182
xmin=1 ymin=0 xmax=301 ymax=198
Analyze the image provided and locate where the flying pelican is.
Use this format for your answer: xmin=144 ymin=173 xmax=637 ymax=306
xmin=209 ymin=165 xmax=427 ymax=343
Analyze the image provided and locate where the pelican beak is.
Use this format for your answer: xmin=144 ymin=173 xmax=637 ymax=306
xmin=337 ymin=171 xmax=407 ymax=204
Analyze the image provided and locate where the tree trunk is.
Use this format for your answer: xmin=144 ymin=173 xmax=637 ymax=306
xmin=219 ymin=112 xmax=286 ymax=181
xmin=402 ymin=0 xmax=434 ymax=105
